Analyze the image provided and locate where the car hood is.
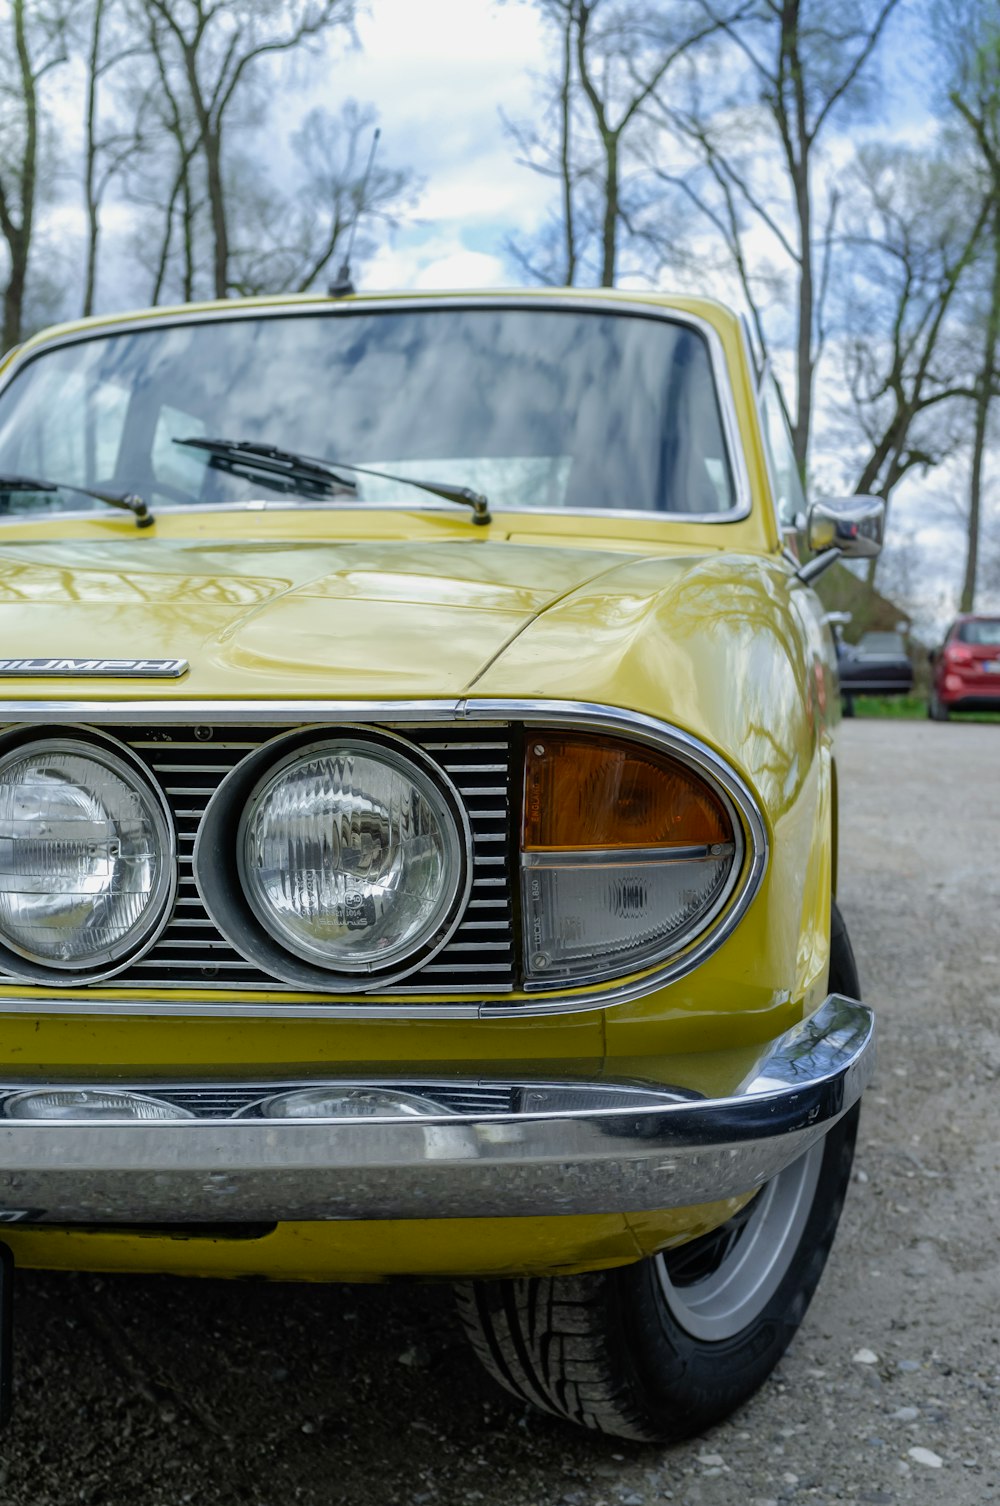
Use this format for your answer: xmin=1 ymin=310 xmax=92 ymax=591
xmin=0 ymin=536 xmax=673 ymax=700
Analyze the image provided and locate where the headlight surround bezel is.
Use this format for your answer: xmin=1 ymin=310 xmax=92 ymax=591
xmin=194 ymin=726 xmax=474 ymax=991
xmin=0 ymin=726 xmax=176 ymax=984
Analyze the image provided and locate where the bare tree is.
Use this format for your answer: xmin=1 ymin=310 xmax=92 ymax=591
xmin=0 ymin=0 xmax=74 ymax=349
xmin=137 ymin=0 xmax=357 ymax=299
xmin=653 ymin=0 xmax=902 ymax=471
xmin=81 ymin=0 xmax=146 ymax=315
xmin=837 ymin=144 xmax=990 ymax=503
xmin=942 ymin=0 xmax=1000 ymax=612
xmin=121 ymin=5 xmax=208 ymax=305
xmin=502 ymin=0 xmax=581 ymax=284
xmin=227 ymin=103 xmax=415 ymax=295
xmin=506 ymin=0 xmax=741 ymax=287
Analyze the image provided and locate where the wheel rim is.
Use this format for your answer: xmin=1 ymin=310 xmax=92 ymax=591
xmin=655 ymin=1137 xmax=824 ymax=1343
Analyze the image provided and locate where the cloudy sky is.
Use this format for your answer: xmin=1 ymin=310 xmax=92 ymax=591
xmin=281 ymin=0 xmax=928 ymax=292
xmin=282 ymin=0 xmax=553 ymax=291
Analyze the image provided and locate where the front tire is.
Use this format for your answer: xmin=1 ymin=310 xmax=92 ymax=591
xmin=456 ymin=904 xmax=862 ymax=1441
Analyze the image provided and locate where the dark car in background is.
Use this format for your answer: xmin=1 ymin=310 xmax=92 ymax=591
xmin=929 ymin=616 xmax=1000 ymax=719
xmin=827 ymin=617 xmax=914 ymax=715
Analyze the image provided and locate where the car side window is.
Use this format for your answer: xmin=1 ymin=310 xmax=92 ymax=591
xmin=759 ymin=371 xmax=805 ymax=531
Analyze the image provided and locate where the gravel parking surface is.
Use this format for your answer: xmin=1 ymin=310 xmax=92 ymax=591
xmin=0 ymin=718 xmax=997 ymax=1506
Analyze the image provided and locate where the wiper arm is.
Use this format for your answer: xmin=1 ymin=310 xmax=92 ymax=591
xmin=174 ymin=437 xmax=492 ymax=525
xmin=0 ymin=474 xmax=154 ymax=529
xmin=319 ymin=457 xmax=492 ymax=526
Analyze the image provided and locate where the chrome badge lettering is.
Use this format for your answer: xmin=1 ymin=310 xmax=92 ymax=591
xmin=0 ymin=658 xmax=189 ymax=678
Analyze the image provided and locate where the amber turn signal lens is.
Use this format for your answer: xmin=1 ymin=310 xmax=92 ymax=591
xmin=522 ymin=734 xmax=731 ymax=851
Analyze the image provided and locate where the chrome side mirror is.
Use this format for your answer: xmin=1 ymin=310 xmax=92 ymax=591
xmin=807 ymin=496 xmax=884 ymax=557
xmin=799 ymin=496 xmax=884 ymax=582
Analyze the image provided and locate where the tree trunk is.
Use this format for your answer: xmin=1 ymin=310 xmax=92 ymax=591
xmin=600 ymin=133 xmax=618 ymax=286
xmin=559 ymin=5 xmax=576 ymax=285
xmin=960 ymin=211 xmax=1000 ymax=612
xmin=174 ymin=29 xmax=228 ymax=298
xmin=82 ymin=0 xmax=105 ymax=318
xmin=2 ymin=0 xmax=38 ymax=350
xmin=202 ymin=127 xmax=228 ymax=298
xmin=792 ymin=157 xmax=812 ymax=471
xmin=150 ymin=168 xmax=183 ymax=305
xmin=2 ymin=251 xmax=26 ymax=352
xmin=181 ymin=162 xmax=195 ymax=302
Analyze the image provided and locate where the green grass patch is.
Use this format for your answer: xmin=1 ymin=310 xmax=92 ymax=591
xmin=849 ymin=694 xmax=927 ymax=719
xmin=847 ymin=694 xmax=1000 ymax=722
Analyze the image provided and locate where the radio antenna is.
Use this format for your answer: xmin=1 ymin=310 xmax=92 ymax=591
xmin=328 ymin=127 xmax=381 ymax=298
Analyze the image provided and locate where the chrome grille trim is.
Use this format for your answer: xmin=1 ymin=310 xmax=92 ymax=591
xmin=117 ymin=722 xmax=516 ymax=995
xmin=0 ymin=720 xmax=517 ymax=1000
xmin=0 ymin=699 xmax=768 ymax=1019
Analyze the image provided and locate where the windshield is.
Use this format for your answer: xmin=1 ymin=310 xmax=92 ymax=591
xmin=0 ymin=306 xmax=737 ymax=518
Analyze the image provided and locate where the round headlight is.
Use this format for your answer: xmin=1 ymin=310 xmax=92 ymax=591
xmin=237 ymin=739 xmax=466 ymax=972
xmin=0 ymin=737 xmax=173 ymax=975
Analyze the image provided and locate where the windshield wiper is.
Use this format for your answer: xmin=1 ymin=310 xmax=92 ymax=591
xmin=0 ymin=474 xmax=154 ymax=529
xmin=174 ymin=439 xmax=358 ymax=502
xmin=174 ymin=437 xmax=492 ymax=525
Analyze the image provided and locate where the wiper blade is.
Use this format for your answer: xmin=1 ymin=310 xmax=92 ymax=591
xmin=175 ymin=438 xmax=358 ymax=501
xmin=174 ymin=438 xmax=492 ymax=525
xmin=0 ymin=474 xmax=154 ymax=529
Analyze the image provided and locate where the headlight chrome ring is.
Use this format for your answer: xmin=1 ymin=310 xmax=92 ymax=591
xmin=195 ymin=728 xmax=473 ymax=991
xmin=0 ymin=729 xmax=175 ymax=983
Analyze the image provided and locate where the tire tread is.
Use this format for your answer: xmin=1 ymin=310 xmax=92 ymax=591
xmin=456 ymin=1274 xmax=664 ymax=1439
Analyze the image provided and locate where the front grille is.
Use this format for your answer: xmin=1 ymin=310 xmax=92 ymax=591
xmin=108 ymin=1080 xmax=520 ymax=1118
xmin=104 ymin=723 xmax=518 ymax=997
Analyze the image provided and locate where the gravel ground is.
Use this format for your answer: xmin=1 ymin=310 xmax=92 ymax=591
xmin=0 ymin=718 xmax=998 ymax=1506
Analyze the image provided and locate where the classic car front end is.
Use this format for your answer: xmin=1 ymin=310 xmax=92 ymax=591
xmin=0 ymin=289 xmax=877 ymax=1440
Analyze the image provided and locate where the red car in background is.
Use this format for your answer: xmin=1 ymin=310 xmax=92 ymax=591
xmin=929 ymin=615 xmax=1000 ymax=719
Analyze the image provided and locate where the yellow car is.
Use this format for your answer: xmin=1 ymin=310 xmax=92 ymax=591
xmin=0 ymin=289 xmax=879 ymax=1440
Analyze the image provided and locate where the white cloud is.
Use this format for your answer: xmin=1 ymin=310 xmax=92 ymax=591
xmin=412 ymin=248 xmax=507 ymax=288
xmin=364 ymin=236 xmax=507 ymax=289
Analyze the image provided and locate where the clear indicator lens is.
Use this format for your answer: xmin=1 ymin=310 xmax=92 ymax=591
xmin=239 ymin=744 xmax=463 ymax=971
xmin=0 ymin=741 xmax=170 ymax=969
xmin=524 ymin=856 xmax=732 ymax=979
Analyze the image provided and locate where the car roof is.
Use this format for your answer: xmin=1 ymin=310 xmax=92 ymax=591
xmin=5 ymin=287 xmax=746 ymax=370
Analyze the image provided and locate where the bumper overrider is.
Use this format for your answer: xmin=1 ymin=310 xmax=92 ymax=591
xmin=0 ymin=995 xmax=873 ymax=1225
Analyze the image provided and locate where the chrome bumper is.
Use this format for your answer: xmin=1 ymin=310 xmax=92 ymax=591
xmin=0 ymin=995 xmax=873 ymax=1224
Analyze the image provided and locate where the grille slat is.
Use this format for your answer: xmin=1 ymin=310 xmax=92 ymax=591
xmin=126 ymin=1081 xmax=519 ymax=1117
xmin=442 ymin=763 xmax=507 ymax=774
xmin=418 ymin=964 xmax=514 ymax=975
xmin=103 ymin=723 xmax=518 ymax=1000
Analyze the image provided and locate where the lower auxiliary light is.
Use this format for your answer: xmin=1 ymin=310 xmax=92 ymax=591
xmin=236 ymin=1086 xmax=454 ymax=1119
xmin=3 ymin=1088 xmax=195 ymax=1121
